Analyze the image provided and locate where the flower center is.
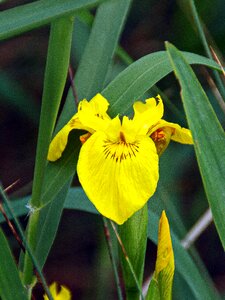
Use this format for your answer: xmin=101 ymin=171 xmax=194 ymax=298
xmin=103 ymin=132 xmax=140 ymax=163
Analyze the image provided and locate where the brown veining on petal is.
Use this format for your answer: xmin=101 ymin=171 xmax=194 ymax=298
xmin=102 ymin=136 xmax=140 ymax=163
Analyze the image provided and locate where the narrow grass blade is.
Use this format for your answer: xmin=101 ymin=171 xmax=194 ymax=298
xmin=188 ymin=0 xmax=225 ymax=100
xmin=23 ymin=16 xmax=74 ymax=286
xmin=166 ymin=42 xmax=225 ymax=249
xmin=57 ymin=0 xmax=132 ymax=129
xmin=0 ymin=0 xmax=104 ymax=41
xmin=74 ymin=0 xmax=132 ymax=100
xmin=31 ymin=17 xmax=74 ymax=208
xmin=0 ymin=228 xmax=28 ymax=300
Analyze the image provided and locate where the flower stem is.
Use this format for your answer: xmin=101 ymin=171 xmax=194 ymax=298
xmin=111 ymin=205 xmax=148 ymax=300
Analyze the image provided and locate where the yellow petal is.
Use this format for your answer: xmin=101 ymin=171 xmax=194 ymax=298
xmin=77 ymin=131 xmax=159 ymax=224
xmin=155 ymin=211 xmax=174 ymax=275
xmin=78 ymin=93 xmax=110 ymax=118
xmin=133 ymin=95 xmax=164 ymax=135
xmin=78 ymin=93 xmax=111 ymax=132
xmin=43 ymin=282 xmax=71 ymax=300
xmin=48 ymin=94 xmax=111 ymax=161
xmin=47 ymin=114 xmax=81 ymax=161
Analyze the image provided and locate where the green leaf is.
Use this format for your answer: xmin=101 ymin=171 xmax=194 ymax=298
xmin=23 ymin=16 xmax=74 ymax=286
xmin=102 ymin=51 xmax=222 ymax=117
xmin=75 ymin=0 xmax=132 ymax=100
xmin=0 ymin=228 xmax=28 ymax=300
xmin=31 ymin=16 xmax=74 ymax=208
xmin=56 ymin=0 xmax=132 ymax=128
xmin=146 ymin=278 xmax=160 ymax=300
xmin=166 ymin=42 xmax=225 ymax=249
xmin=36 ymin=180 xmax=72 ymax=269
xmin=0 ymin=0 xmax=104 ymax=41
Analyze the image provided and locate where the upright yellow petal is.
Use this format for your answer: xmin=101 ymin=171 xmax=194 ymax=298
xmin=133 ymin=95 xmax=164 ymax=135
xmin=155 ymin=211 xmax=174 ymax=275
xmin=43 ymin=282 xmax=71 ymax=300
xmin=78 ymin=93 xmax=111 ymax=132
xmin=48 ymin=94 xmax=111 ymax=161
xmin=77 ymin=130 xmax=159 ymax=224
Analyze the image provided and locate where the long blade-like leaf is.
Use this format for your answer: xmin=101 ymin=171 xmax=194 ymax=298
xmin=56 ymin=0 xmax=132 ymax=129
xmin=0 ymin=229 xmax=28 ymax=300
xmin=0 ymin=0 xmax=104 ymax=41
xmin=166 ymin=42 xmax=225 ymax=249
xmin=103 ymin=51 xmax=222 ymax=116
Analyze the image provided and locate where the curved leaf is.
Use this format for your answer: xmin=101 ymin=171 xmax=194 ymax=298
xmin=0 ymin=0 xmax=104 ymax=41
xmin=102 ymin=51 xmax=222 ymax=116
xmin=166 ymin=42 xmax=225 ymax=249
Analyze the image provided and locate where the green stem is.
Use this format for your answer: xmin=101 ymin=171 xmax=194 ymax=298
xmin=112 ymin=205 xmax=148 ymax=300
xmin=22 ymin=16 xmax=74 ymax=288
xmin=189 ymin=0 xmax=225 ymax=100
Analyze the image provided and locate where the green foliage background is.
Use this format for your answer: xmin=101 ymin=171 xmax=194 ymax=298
xmin=0 ymin=0 xmax=224 ymax=299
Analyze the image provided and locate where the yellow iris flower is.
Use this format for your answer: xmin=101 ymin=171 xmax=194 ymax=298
xmin=48 ymin=94 xmax=192 ymax=224
xmin=43 ymin=282 xmax=71 ymax=300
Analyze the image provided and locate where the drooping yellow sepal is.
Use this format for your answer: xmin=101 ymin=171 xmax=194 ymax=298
xmin=77 ymin=129 xmax=159 ymax=224
xmin=43 ymin=282 xmax=71 ymax=300
xmin=147 ymin=211 xmax=175 ymax=300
